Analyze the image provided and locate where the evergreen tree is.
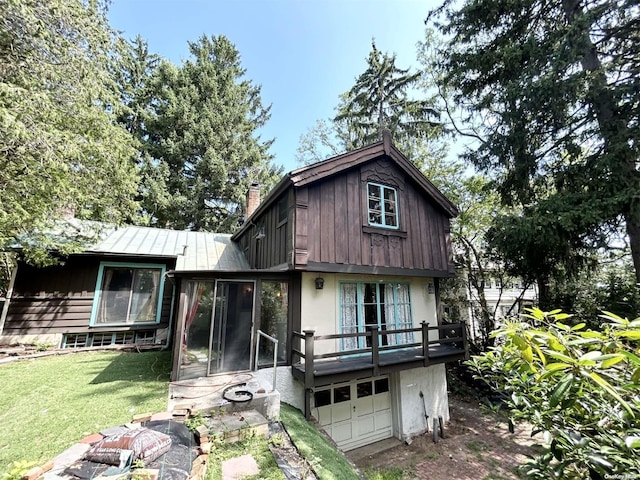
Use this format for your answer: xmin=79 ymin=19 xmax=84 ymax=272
xmin=297 ymin=40 xmax=446 ymax=168
xmin=429 ymin=0 xmax=640 ymax=284
xmin=140 ymin=35 xmax=281 ymax=231
xmin=113 ymin=36 xmax=160 ymax=138
xmin=335 ymin=40 xmax=443 ymax=151
xmin=0 ymin=0 xmax=138 ymax=263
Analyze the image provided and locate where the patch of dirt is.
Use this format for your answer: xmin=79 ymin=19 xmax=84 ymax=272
xmin=350 ymin=394 xmax=538 ymax=480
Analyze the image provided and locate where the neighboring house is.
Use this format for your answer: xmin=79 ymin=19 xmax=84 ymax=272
xmin=443 ymin=270 xmax=537 ymax=342
xmin=0 ymin=132 xmax=467 ymax=451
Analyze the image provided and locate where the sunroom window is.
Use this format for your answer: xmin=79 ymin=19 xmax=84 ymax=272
xmin=367 ymin=182 xmax=398 ymax=229
xmin=91 ymin=263 xmax=165 ymax=325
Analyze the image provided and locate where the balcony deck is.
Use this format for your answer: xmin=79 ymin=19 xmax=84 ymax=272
xmin=291 ymin=322 xmax=468 ymax=390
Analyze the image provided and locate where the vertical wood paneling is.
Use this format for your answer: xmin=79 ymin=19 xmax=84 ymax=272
xmin=319 ymin=181 xmax=335 ymax=263
xmin=371 ymin=234 xmax=388 ymax=266
xmin=295 ymin=188 xmax=309 ymax=266
xmin=239 ymin=192 xmax=292 ymax=269
xmin=308 ymin=186 xmax=321 ymax=261
xmin=334 ymin=175 xmax=348 ymax=264
xmin=421 ymin=198 xmax=435 ymax=269
xmin=346 ymin=171 xmax=361 ymax=264
xmin=408 ymin=184 xmax=424 ymax=268
xmin=389 ymin=236 xmax=403 ymax=267
xmin=280 ymin=158 xmax=450 ymax=271
xmin=360 ymin=179 xmax=372 ymax=266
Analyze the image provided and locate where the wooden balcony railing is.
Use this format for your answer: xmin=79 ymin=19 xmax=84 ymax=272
xmin=291 ymin=321 xmax=469 ymax=390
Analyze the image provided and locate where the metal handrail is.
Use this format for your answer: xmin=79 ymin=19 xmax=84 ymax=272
xmin=254 ymin=330 xmax=278 ymax=392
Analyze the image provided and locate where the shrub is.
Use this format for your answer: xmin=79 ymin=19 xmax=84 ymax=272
xmin=467 ymin=308 xmax=640 ymax=478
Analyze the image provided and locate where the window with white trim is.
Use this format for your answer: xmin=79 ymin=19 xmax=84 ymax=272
xmin=367 ymin=183 xmax=398 ymax=229
xmin=340 ymin=282 xmax=413 ymax=350
xmin=91 ymin=263 xmax=165 ymax=326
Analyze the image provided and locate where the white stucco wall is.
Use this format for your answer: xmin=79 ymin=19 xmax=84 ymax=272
xmin=253 ymin=366 xmax=305 ymax=412
xmin=295 ymin=272 xmax=448 ymax=444
xmin=392 ymin=364 xmax=450 ymax=440
xmin=299 ymin=272 xmax=439 ymax=354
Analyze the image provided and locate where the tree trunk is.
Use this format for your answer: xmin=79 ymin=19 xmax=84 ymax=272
xmin=537 ymin=275 xmax=552 ymax=311
xmin=562 ymin=0 xmax=640 ymax=284
xmin=625 ymin=211 xmax=640 ymax=285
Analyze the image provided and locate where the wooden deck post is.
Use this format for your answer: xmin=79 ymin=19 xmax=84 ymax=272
xmin=461 ymin=320 xmax=470 ymax=359
xmin=422 ymin=321 xmax=430 ymax=367
xmin=303 ymin=330 xmax=315 ymax=389
xmin=367 ymin=326 xmax=379 ymax=376
xmin=303 ymin=330 xmax=315 ymax=420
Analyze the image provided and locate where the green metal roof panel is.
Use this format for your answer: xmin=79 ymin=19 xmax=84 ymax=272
xmin=87 ymin=225 xmax=249 ymax=272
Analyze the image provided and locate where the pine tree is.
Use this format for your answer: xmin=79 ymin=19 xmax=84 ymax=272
xmin=430 ymin=0 xmax=640 ymax=284
xmin=335 ymin=40 xmax=443 ymax=150
xmin=139 ymin=35 xmax=281 ymax=231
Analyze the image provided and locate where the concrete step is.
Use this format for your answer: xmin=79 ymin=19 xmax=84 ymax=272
xmin=206 ymin=410 xmax=269 ymax=444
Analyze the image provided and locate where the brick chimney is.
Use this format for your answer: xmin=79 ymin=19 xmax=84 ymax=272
xmin=246 ymin=183 xmax=261 ymax=218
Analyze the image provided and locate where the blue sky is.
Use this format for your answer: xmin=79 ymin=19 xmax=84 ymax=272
xmin=108 ymin=0 xmax=438 ymax=172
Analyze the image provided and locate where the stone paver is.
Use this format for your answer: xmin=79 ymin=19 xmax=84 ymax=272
xmin=221 ymin=454 xmax=259 ymax=480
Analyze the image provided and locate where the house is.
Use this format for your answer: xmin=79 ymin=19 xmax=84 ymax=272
xmin=442 ymin=269 xmax=538 ymax=343
xmin=0 ymin=132 xmax=467 ymax=451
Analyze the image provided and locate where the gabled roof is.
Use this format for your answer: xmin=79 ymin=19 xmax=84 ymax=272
xmin=233 ymin=132 xmax=459 ymax=239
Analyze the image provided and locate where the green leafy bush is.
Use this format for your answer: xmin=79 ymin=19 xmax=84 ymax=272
xmin=468 ymin=308 xmax=640 ymax=478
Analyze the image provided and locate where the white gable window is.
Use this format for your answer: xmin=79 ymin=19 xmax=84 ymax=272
xmin=90 ymin=263 xmax=165 ymax=326
xmin=367 ymin=182 xmax=398 ymax=229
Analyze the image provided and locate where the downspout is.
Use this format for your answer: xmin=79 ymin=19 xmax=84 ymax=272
xmin=0 ymin=262 xmax=18 ymax=338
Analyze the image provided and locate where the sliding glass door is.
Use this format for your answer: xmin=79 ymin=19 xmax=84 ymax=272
xmin=180 ymin=280 xmax=255 ymax=379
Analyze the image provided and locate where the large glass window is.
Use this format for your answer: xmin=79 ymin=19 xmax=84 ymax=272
xmin=339 ymin=282 xmax=413 ymax=350
xmin=259 ymin=281 xmax=288 ymax=365
xmin=91 ymin=263 xmax=165 ymax=325
xmin=367 ymin=183 xmax=398 ymax=229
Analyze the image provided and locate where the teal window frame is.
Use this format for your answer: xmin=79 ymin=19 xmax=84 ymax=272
xmin=367 ymin=182 xmax=399 ymax=229
xmin=339 ymin=281 xmax=414 ymax=350
xmin=90 ymin=262 xmax=166 ymax=327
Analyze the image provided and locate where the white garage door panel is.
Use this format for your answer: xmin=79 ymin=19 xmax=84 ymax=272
xmin=375 ymin=410 xmax=392 ymax=429
xmin=357 ymin=416 xmax=375 ymax=435
xmin=316 ymin=406 xmax=332 ymax=427
xmin=332 ymin=421 xmax=354 ymax=443
xmin=374 ymin=393 xmax=390 ymax=412
xmin=312 ymin=376 xmax=392 ymax=451
xmin=332 ymin=402 xmax=352 ymax=423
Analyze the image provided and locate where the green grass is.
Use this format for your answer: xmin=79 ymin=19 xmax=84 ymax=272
xmin=279 ymin=404 xmax=360 ymax=480
xmin=362 ymin=466 xmax=407 ymax=480
xmin=0 ymin=351 xmax=171 ymax=474
xmin=0 ymin=352 xmax=363 ymax=480
xmin=206 ymin=433 xmax=283 ymax=480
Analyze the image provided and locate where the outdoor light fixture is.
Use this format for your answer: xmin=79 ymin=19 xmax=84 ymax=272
xmin=315 ymin=277 xmax=324 ymax=290
xmin=427 ymin=282 xmax=435 ymax=294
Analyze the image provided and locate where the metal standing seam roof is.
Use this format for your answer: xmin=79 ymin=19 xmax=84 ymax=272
xmin=87 ymin=225 xmax=250 ymax=272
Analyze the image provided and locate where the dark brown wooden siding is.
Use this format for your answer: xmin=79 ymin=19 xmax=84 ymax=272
xmin=295 ymin=156 xmax=454 ymax=274
xmin=3 ymin=256 xmax=174 ymax=336
xmin=238 ymin=190 xmax=292 ymax=269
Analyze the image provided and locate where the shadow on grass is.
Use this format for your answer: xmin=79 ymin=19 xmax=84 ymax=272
xmin=89 ymin=351 xmax=172 ymax=384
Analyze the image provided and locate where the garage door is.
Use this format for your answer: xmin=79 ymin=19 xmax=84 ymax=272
xmin=311 ymin=376 xmax=392 ymax=451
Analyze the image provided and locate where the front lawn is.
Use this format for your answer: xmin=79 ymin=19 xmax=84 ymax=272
xmin=0 ymin=350 xmax=171 ymax=473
